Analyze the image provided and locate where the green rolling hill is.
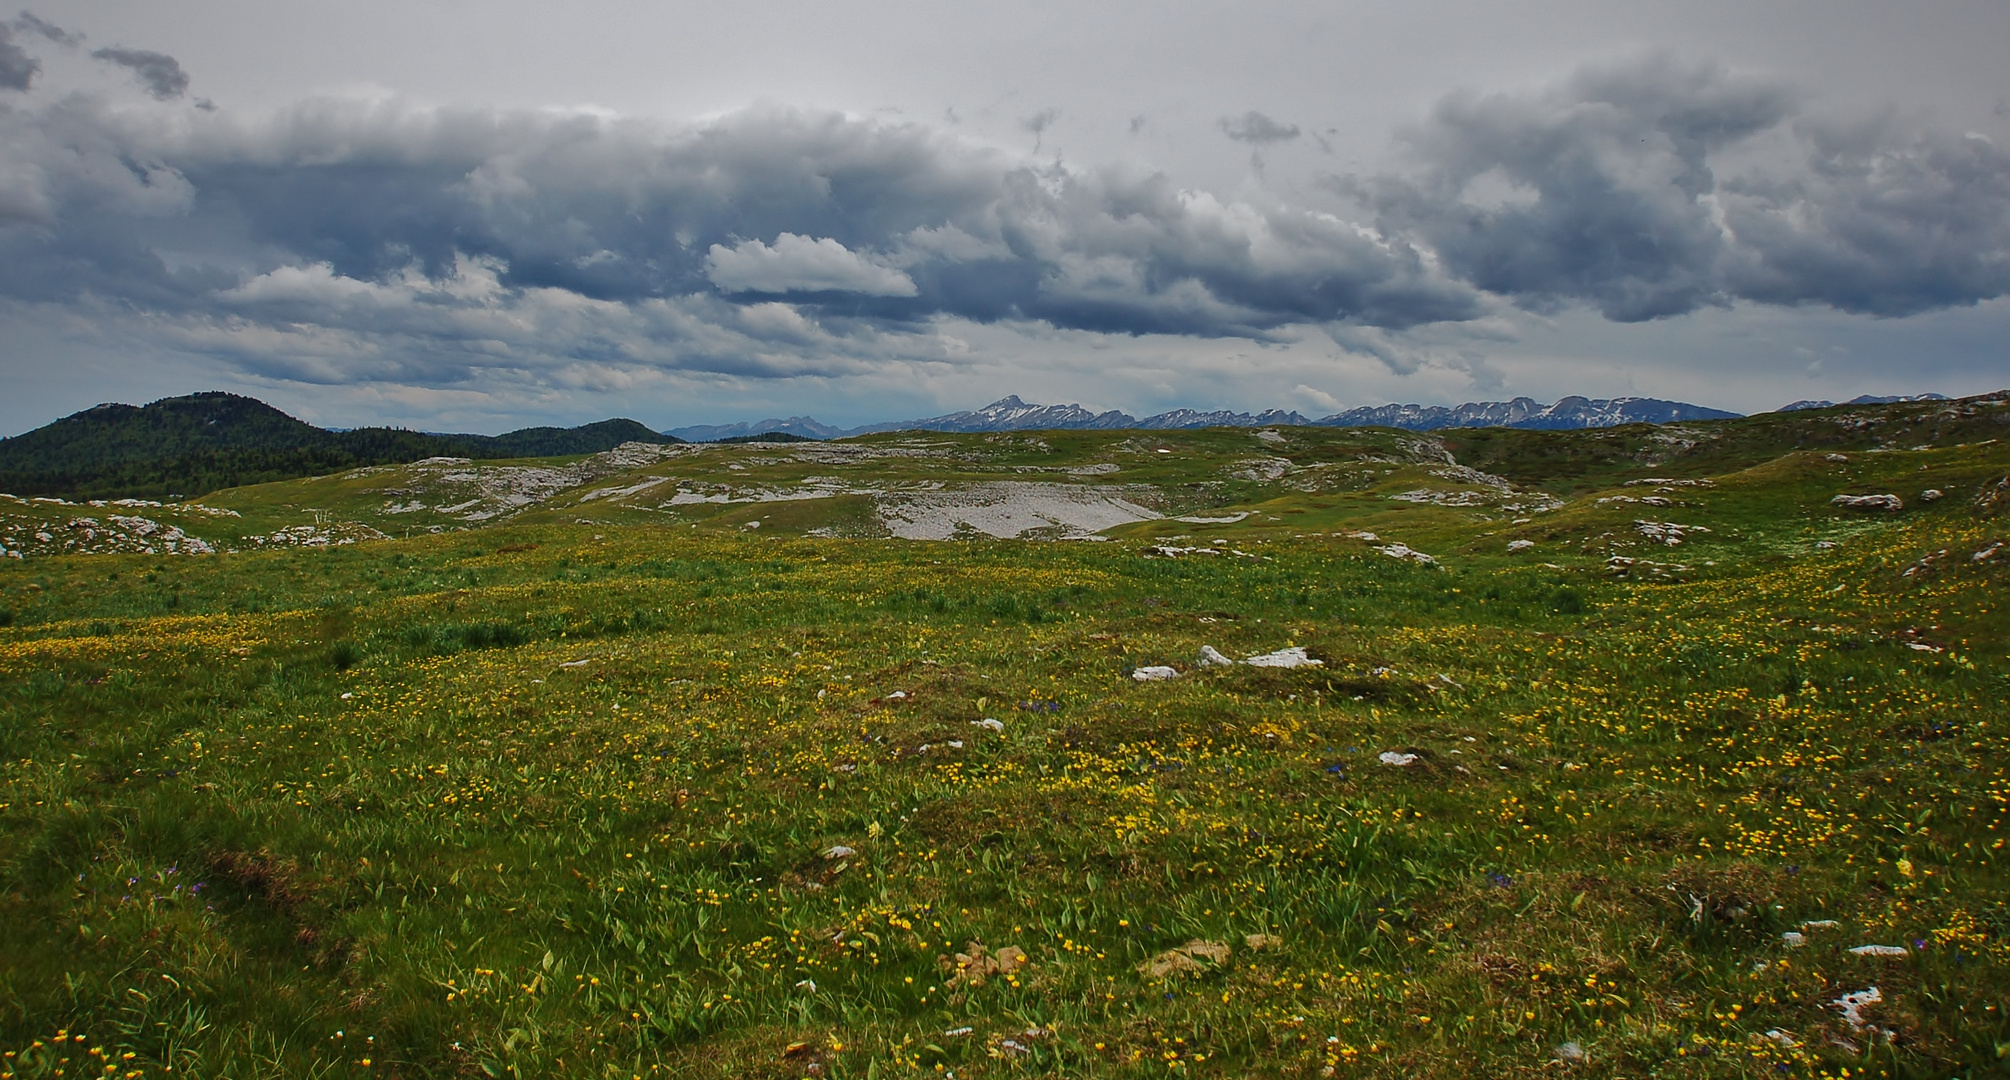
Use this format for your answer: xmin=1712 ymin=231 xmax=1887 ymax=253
xmin=0 ymin=392 xmax=680 ymax=500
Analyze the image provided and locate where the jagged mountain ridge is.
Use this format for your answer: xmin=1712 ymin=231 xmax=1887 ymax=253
xmin=669 ymin=394 xmax=1736 ymax=440
xmin=1318 ymin=395 xmax=1739 ymax=430
xmin=844 ymin=396 xmax=1312 ymax=435
xmin=1777 ymin=393 xmax=1950 ymax=412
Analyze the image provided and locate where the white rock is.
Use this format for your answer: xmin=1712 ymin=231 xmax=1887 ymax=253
xmin=972 ymin=718 xmax=1005 ymax=732
xmin=1635 ymin=520 xmax=1709 ymax=545
xmin=1830 ymin=493 xmax=1903 ymax=512
xmin=1198 ymin=645 xmax=1235 ymax=667
xmin=822 ymin=845 xmax=856 ymax=860
xmin=1244 ymin=646 xmax=1322 ymax=668
xmin=1507 ymin=539 xmax=1535 ymax=552
xmin=1849 ymin=944 xmax=1908 ymax=957
xmin=1920 ymin=488 xmax=1944 ymax=501
xmin=1374 ymin=542 xmax=1437 ymax=565
xmin=1132 ymin=665 xmax=1179 ymax=681
xmin=1832 ymin=986 xmax=1882 ymax=1029
xmin=1378 ymin=751 xmax=1418 ymax=767
xmin=1141 ymin=545 xmax=1219 ymax=558
xmin=1781 ymin=931 xmax=1805 ymax=948
xmin=879 ymin=481 xmax=1162 ymax=540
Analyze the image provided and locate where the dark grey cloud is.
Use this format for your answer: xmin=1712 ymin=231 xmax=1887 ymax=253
xmin=0 ymin=26 xmax=37 ymax=90
xmin=0 ymin=97 xmax=1480 ymax=371
xmin=3 ymin=53 xmax=2006 ymax=398
xmin=1022 ymin=107 xmax=1060 ymax=153
xmin=15 ymin=12 xmax=81 ymax=46
xmin=0 ymin=13 xmax=82 ymax=93
xmin=1718 ymin=121 xmax=2010 ymax=316
xmin=1221 ymin=111 xmax=1300 ymax=145
xmin=1353 ymin=56 xmax=2010 ymax=320
xmin=91 ymin=46 xmax=188 ymax=99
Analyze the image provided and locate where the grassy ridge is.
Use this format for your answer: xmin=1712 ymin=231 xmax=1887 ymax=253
xmin=0 ymin=481 xmax=2005 ymax=1079
xmin=1439 ymin=394 xmax=2010 ymax=495
xmin=0 ymin=393 xmax=678 ymax=500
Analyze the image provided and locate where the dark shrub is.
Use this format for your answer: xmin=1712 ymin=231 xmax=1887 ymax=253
xmin=329 ymin=640 xmax=363 ymax=671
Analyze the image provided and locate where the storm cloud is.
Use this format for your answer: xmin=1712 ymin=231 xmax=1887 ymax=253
xmin=1354 ymin=57 xmax=2010 ymax=320
xmin=0 ymin=25 xmax=37 ymax=90
xmin=90 ymin=46 xmax=187 ymax=99
xmin=0 ymin=94 xmax=1482 ymax=373
xmin=0 ymin=13 xmax=83 ymax=95
xmin=0 ymin=48 xmax=2006 ymax=402
xmin=1221 ymin=111 xmax=1300 ymax=145
xmin=15 ymin=12 xmax=80 ymax=46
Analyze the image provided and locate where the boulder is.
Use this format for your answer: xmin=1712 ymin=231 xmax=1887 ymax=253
xmin=1244 ymin=646 xmax=1322 ymax=669
xmin=1831 ymin=494 xmax=1903 ymax=512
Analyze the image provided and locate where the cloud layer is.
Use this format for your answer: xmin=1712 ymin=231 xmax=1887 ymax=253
xmin=706 ymin=233 xmax=919 ymax=297
xmin=0 ymin=29 xmax=2005 ymax=404
xmin=0 ymin=91 xmax=1481 ymax=377
xmin=89 ymin=46 xmax=188 ymax=100
xmin=1355 ymin=57 xmax=2010 ymax=320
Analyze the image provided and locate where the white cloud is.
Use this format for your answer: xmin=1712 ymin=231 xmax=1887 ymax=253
xmin=705 ymin=233 xmax=918 ymax=296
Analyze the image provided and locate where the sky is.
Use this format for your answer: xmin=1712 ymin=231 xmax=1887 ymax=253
xmin=1 ymin=1 xmax=2008 ymax=436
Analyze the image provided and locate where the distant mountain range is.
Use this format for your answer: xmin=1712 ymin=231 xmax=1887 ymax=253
xmin=1777 ymin=393 xmax=1949 ymax=411
xmin=1315 ymin=396 xmax=1741 ymax=430
xmin=667 ymin=394 xmax=1739 ymax=441
xmin=6 ymin=387 xmax=1959 ymax=499
xmin=666 ymin=415 xmax=854 ymax=441
xmin=0 ymin=393 xmax=679 ymax=500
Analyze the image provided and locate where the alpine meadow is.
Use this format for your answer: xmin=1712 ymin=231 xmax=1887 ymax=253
xmin=0 ymin=392 xmax=2006 ymax=1080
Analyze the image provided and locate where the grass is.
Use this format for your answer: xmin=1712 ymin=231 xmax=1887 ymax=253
xmin=0 ymin=406 xmax=2006 ymax=1079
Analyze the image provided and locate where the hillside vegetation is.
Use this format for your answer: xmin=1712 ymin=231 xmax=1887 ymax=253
xmin=0 ymin=393 xmax=2005 ymax=1079
xmin=0 ymin=393 xmax=679 ymax=501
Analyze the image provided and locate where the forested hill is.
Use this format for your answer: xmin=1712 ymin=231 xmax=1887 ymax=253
xmin=0 ymin=393 xmax=679 ymax=500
